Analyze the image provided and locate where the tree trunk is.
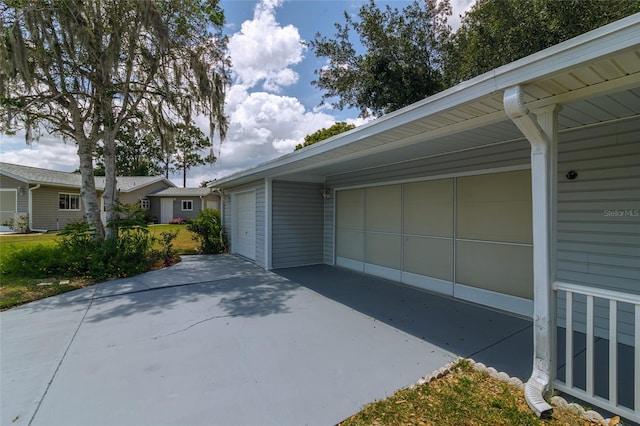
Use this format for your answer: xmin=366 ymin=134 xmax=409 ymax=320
xmin=183 ymin=163 xmax=187 ymax=188
xmin=77 ymin=138 xmax=105 ymax=241
xmin=102 ymin=130 xmax=119 ymax=240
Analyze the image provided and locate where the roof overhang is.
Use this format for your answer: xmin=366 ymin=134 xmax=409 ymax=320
xmin=215 ymin=14 xmax=640 ymax=189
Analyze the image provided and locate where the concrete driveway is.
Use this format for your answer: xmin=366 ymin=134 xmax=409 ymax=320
xmin=1 ymin=255 xmax=532 ymax=426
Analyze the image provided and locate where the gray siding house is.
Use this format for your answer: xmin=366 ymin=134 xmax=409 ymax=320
xmin=146 ymin=187 xmax=220 ymax=223
xmin=213 ymin=16 xmax=640 ymax=422
xmin=0 ymin=162 xmax=175 ymax=231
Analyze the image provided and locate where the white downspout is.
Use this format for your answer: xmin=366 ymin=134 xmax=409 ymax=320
xmin=504 ymin=85 xmax=559 ymax=419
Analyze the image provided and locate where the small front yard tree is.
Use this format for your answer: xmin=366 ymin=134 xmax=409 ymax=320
xmin=0 ymin=0 xmax=229 ymax=240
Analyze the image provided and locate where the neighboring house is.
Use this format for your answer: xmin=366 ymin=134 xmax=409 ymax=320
xmin=213 ymin=16 xmax=640 ymax=422
xmin=0 ymin=162 xmax=174 ymax=231
xmin=146 ymin=187 xmax=220 ymax=223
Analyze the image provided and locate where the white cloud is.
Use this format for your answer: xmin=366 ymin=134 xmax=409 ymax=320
xmin=449 ymin=0 xmax=475 ymax=31
xmin=227 ymin=0 xmax=305 ymax=92
xmin=0 ymin=133 xmax=79 ymax=171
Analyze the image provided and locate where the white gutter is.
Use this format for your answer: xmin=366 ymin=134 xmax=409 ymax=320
xmin=28 ymin=184 xmax=47 ymax=233
xmin=504 ymin=85 xmax=557 ymax=419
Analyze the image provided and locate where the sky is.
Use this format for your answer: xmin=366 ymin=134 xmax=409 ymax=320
xmin=0 ymin=0 xmax=474 ymax=187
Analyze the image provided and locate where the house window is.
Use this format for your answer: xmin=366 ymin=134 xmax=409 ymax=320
xmin=182 ymin=200 xmax=193 ymax=211
xmin=140 ymin=198 xmax=150 ymax=209
xmin=59 ymin=193 xmax=80 ymax=211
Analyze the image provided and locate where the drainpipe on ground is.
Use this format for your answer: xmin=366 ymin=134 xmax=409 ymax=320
xmin=504 ymin=85 xmax=559 ymax=419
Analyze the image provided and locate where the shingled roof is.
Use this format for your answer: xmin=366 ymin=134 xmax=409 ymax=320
xmin=0 ymin=162 xmax=173 ymax=192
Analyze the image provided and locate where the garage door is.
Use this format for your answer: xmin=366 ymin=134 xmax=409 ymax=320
xmin=335 ymin=170 xmax=533 ymax=316
xmin=234 ymin=191 xmax=256 ymax=260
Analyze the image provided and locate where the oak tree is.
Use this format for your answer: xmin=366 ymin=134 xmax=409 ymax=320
xmin=309 ymin=0 xmax=451 ymax=117
xmin=0 ymin=0 xmax=229 ymax=239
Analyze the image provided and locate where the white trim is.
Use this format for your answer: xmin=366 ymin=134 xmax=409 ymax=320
xmin=336 ymin=257 xmax=364 ymax=272
xmin=58 ymin=192 xmax=81 ymax=211
xmin=454 ymin=283 xmax=533 ymax=318
xmin=364 ymin=263 xmax=401 ymax=282
xmin=264 ymin=178 xmax=272 ymax=270
xmin=231 ymin=189 xmax=257 ymax=261
xmin=333 ymin=164 xmax=530 ymax=192
xmin=401 ymin=272 xmax=454 ymax=296
xmin=181 ymin=200 xmax=193 ymax=211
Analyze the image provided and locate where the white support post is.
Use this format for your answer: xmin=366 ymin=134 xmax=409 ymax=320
xmin=264 ymin=178 xmax=272 ymax=270
xmin=609 ymin=299 xmax=618 ymax=406
xmin=504 ymin=86 xmax=559 ymax=419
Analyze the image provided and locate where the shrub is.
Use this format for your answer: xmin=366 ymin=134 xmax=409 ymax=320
xmin=1 ymin=205 xmax=181 ymax=282
xmin=169 ymin=217 xmax=187 ymax=224
xmin=186 ymin=208 xmax=227 ymax=254
xmin=0 ymin=244 xmax=65 ymax=277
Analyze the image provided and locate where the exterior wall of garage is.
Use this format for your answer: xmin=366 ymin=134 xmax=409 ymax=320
xmin=222 ymin=180 xmax=265 ymax=267
xmin=555 ymin=118 xmax=640 ymax=346
xmin=271 ymin=180 xmax=324 ymax=269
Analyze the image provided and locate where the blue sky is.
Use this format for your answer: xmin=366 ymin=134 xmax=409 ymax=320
xmin=0 ymin=0 xmax=473 ymax=186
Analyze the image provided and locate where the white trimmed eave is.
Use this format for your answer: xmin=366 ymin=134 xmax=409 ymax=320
xmin=215 ymin=14 xmax=640 ymax=189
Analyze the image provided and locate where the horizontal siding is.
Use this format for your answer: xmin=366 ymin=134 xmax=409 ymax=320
xmin=326 ymin=139 xmax=530 ymax=188
xmin=31 ymin=185 xmax=85 ymax=231
xmin=0 ymin=175 xmax=28 ymax=213
xmin=556 ymin=118 xmax=640 ymax=345
xmin=556 ymin=118 xmax=640 ymax=295
xmin=272 ymin=181 xmax=324 ymax=269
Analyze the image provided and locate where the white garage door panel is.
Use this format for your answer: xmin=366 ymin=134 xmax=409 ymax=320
xmin=235 ymin=191 xmax=256 ymax=260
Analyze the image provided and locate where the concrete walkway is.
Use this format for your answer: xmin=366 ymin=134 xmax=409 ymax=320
xmin=1 ymin=255 xmax=532 ymax=426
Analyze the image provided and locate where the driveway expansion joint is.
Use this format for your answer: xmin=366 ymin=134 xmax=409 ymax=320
xmin=28 ymin=286 xmax=97 ymax=426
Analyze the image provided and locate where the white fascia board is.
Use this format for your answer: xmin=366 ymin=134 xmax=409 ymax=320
xmin=215 ymin=14 xmax=640 ymax=188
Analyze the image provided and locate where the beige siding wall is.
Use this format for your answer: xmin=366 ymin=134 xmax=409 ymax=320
xmin=31 ymin=186 xmax=85 ymax=231
xmin=0 ymin=174 xmax=28 ymax=215
xmin=335 ymin=169 xmax=533 ymax=311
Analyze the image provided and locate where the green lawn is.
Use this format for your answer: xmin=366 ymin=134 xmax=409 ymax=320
xmin=0 ymin=225 xmax=199 ymax=310
xmin=340 ymin=360 xmax=599 ymax=426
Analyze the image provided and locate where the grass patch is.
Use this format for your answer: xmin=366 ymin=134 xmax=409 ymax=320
xmin=339 ymin=360 xmax=597 ymax=426
xmin=0 ymin=277 xmax=92 ymax=310
xmin=148 ymin=224 xmax=199 ymax=254
xmin=0 ymin=225 xmax=200 ymax=310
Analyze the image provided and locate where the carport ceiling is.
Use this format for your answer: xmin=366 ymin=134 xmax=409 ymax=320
xmin=278 ymin=87 xmax=640 ymax=181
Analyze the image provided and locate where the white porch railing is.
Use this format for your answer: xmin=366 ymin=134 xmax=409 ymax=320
xmin=553 ymin=281 xmax=640 ymax=423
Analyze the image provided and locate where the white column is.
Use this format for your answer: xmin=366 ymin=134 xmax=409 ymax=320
xmin=264 ymin=177 xmax=272 ymax=270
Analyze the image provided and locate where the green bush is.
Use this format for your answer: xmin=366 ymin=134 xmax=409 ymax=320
xmin=186 ymin=208 xmax=227 ymax=254
xmin=0 ymin=244 xmax=65 ymax=277
xmin=1 ymin=205 xmax=184 ymax=281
